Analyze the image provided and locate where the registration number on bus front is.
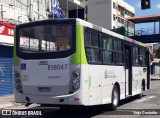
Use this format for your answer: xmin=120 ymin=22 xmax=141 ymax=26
xmin=48 ymin=64 xmax=67 ymax=70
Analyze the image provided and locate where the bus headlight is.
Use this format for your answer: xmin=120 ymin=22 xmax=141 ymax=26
xmin=70 ymin=69 xmax=80 ymax=93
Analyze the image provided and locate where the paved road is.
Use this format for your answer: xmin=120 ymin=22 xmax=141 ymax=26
xmin=1 ymin=80 xmax=160 ymax=118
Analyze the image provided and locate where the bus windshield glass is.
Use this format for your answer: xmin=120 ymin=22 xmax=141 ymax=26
xmin=18 ymin=24 xmax=73 ymax=53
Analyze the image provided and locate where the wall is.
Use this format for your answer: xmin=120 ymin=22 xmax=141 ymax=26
xmin=0 ymin=0 xmax=50 ymax=24
xmin=88 ymin=0 xmax=112 ymax=29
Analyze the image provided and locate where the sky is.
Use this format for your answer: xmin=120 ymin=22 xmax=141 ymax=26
xmin=125 ymin=0 xmax=160 ymax=31
xmin=125 ymin=0 xmax=160 ymax=16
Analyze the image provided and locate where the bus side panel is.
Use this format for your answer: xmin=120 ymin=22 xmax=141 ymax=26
xmin=101 ymin=65 xmax=114 ymax=104
xmin=81 ymin=65 xmax=89 ymax=105
xmin=113 ymin=66 xmax=126 ymax=100
xmin=101 ymin=65 xmax=126 ymax=104
xmin=88 ymin=65 xmax=102 ymax=105
xmin=137 ymin=66 xmax=147 ymax=93
xmin=132 ymin=67 xmax=144 ymax=95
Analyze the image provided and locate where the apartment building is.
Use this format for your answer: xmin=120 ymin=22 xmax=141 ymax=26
xmin=87 ymin=0 xmax=135 ymax=36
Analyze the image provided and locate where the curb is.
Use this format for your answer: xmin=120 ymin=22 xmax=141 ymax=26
xmin=151 ymin=78 xmax=160 ymax=80
xmin=0 ymin=95 xmax=23 ymax=109
xmin=0 ymin=103 xmax=22 ymax=109
xmin=0 ymin=103 xmax=15 ymax=109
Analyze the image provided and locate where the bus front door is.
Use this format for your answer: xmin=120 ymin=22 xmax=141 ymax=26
xmin=124 ymin=45 xmax=132 ymax=96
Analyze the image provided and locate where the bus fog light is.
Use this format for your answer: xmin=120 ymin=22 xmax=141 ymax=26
xmin=16 ymin=79 xmax=21 ymax=84
xmin=72 ymin=85 xmax=79 ymax=91
xmin=73 ymin=72 xmax=80 ymax=78
xmin=16 ymin=85 xmax=22 ymax=91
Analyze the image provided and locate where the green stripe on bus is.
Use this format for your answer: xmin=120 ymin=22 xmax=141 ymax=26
xmin=132 ymin=75 xmax=134 ymax=81
xmin=71 ymin=25 xmax=87 ymax=64
xmin=89 ymin=76 xmax=91 ymax=87
xmin=14 ymin=33 xmax=20 ymax=66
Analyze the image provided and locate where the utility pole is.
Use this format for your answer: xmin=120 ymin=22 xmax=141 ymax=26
xmin=38 ymin=0 xmax=40 ymax=20
xmin=1 ymin=5 xmax=5 ymax=21
xmin=28 ymin=0 xmax=33 ymax=21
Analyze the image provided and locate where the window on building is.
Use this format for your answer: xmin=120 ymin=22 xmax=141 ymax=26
xmin=118 ymin=6 xmax=121 ymax=11
xmin=113 ymin=14 xmax=116 ymax=21
xmin=124 ymin=20 xmax=127 ymax=26
xmin=118 ymin=17 xmax=120 ymax=23
xmin=113 ymin=2 xmax=116 ymax=9
xmin=125 ymin=10 xmax=128 ymax=15
xmin=127 ymin=12 xmax=130 ymax=16
xmin=130 ymin=22 xmax=134 ymax=28
xmin=121 ymin=18 xmax=124 ymax=25
xmin=121 ymin=9 xmax=125 ymax=17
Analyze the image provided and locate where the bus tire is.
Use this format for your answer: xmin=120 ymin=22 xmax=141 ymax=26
xmin=111 ymin=86 xmax=119 ymax=110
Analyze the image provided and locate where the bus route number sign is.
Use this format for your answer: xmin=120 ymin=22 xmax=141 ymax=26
xmin=48 ymin=64 xmax=67 ymax=70
xmin=56 ymin=26 xmax=68 ymax=34
xmin=56 ymin=38 xmax=69 ymax=47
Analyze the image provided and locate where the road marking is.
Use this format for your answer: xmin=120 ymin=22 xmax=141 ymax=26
xmin=136 ymin=96 xmax=156 ymax=103
xmin=136 ymin=98 xmax=148 ymax=103
xmin=148 ymin=96 xmax=156 ymax=99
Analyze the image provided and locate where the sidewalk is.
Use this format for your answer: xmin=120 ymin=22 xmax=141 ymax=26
xmin=151 ymin=74 xmax=160 ymax=80
xmin=0 ymin=94 xmax=23 ymax=109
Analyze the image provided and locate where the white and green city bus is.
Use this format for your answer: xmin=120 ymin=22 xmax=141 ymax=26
xmin=14 ymin=19 xmax=150 ymax=110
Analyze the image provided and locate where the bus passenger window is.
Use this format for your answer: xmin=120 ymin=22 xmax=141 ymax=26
xmin=102 ymin=36 xmax=113 ymax=64
xmin=132 ymin=46 xmax=139 ymax=65
xmin=86 ymin=48 xmax=101 ymax=63
xmin=114 ymin=40 xmax=123 ymax=64
xmin=139 ymin=48 xmax=146 ymax=66
xmin=85 ymin=30 xmax=101 ymax=64
xmin=102 ymin=51 xmax=113 ymax=63
xmin=86 ymin=48 xmax=92 ymax=62
xmin=85 ymin=31 xmax=91 ymax=46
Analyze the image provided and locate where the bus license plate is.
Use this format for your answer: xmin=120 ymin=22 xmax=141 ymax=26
xmin=38 ymin=87 xmax=51 ymax=92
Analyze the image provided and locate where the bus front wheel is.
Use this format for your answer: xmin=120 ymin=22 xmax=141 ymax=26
xmin=110 ymin=86 xmax=119 ymax=110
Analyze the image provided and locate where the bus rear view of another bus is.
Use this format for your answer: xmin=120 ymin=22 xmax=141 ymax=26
xmin=14 ymin=19 xmax=85 ymax=107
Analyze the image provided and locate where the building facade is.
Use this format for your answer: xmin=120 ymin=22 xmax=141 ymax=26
xmin=0 ymin=0 xmax=86 ymax=24
xmin=0 ymin=0 xmax=50 ymax=24
xmin=88 ymin=0 xmax=135 ymax=36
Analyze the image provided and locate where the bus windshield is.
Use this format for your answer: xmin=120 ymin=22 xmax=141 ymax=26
xmin=19 ymin=24 xmax=73 ymax=53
